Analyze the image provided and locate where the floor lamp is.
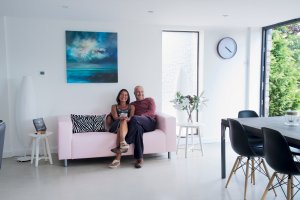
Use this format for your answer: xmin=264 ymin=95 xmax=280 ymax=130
xmin=15 ymin=76 xmax=37 ymax=162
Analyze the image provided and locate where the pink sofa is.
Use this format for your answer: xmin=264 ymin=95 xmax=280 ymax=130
xmin=58 ymin=113 xmax=176 ymax=166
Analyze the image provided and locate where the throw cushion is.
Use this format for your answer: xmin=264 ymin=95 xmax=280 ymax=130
xmin=71 ymin=114 xmax=106 ymax=133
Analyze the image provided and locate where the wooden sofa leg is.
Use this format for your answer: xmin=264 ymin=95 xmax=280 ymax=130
xmin=168 ymin=152 xmax=171 ymax=159
xmin=64 ymin=159 xmax=68 ymax=167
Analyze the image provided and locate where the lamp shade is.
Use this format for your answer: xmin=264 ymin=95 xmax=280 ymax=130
xmin=15 ymin=76 xmax=37 ymax=153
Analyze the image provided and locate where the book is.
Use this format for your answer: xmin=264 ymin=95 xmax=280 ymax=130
xmin=33 ymin=118 xmax=47 ymax=134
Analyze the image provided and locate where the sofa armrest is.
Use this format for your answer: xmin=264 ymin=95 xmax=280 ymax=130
xmin=58 ymin=115 xmax=73 ymax=160
xmin=156 ymin=113 xmax=177 ymax=152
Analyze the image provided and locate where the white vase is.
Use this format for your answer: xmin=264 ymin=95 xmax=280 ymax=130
xmin=15 ymin=76 xmax=37 ymax=158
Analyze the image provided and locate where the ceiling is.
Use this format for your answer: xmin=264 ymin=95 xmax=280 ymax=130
xmin=1 ymin=0 xmax=300 ymax=27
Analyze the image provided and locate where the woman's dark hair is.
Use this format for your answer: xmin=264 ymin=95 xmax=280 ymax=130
xmin=116 ymin=89 xmax=130 ymax=105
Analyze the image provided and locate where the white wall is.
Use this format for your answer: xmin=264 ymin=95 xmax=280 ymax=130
xmin=201 ymin=28 xmax=261 ymax=142
xmin=1 ymin=17 xmax=262 ymax=156
xmin=5 ymin=17 xmax=162 ymax=156
xmin=0 ymin=16 xmax=13 ymax=156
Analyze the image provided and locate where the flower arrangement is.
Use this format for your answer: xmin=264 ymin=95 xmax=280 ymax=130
xmin=171 ymin=91 xmax=207 ymax=122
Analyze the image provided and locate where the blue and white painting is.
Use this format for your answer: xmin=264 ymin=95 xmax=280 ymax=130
xmin=66 ymin=31 xmax=118 ymax=83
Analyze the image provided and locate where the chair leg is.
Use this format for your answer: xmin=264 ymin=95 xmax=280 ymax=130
xmin=287 ymin=175 xmax=292 ymax=200
xmin=244 ymin=158 xmax=250 ymax=200
xmin=291 ymin=175 xmax=294 ymax=200
xmin=261 ymin=172 xmax=277 ymax=200
xmin=251 ymin=158 xmax=255 ymax=185
xmin=234 ymin=156 xmax=242 ymax=174
xmin=261 ymin=159 xmax=277 ymax=196
xmin=225 ymin=157 xmax=240 ymax=188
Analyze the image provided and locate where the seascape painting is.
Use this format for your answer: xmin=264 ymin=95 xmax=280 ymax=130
xmin=66 ymin=31 xmax=118 ymax=83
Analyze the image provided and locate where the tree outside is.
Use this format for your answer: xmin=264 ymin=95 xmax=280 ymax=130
xmin=269 ymin=23 xmax=300 ymax=116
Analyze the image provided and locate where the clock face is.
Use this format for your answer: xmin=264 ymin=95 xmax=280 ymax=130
xmin=217 ymin=37 xmax=237 ymax=59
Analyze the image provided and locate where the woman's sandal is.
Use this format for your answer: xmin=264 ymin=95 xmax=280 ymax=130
xmin=120 ymin=141 xmax=129 ymax=153
xmin=111 ymin=147 xmax=127 ymax=154
xmin=111 ymin=147 xmax=120 ymax=154
xmin=108 ymin=159 xmax=120 ymax=169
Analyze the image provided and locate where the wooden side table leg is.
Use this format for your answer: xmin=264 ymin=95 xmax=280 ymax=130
xmin=31 ymin=138 xmax=35 ymax=164
xmin=35 ymin=138 xmax=40 ymax=167
xmin=45 ymin=137 xmax=53 ymax=164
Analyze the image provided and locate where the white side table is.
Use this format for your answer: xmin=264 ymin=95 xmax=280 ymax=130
xmin=177 ymin=122 xmax=204 ymax=158
xmin=29 ymin=131 xmax=53 ymax=167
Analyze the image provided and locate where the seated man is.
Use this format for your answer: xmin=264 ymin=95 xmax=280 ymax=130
xmin=112 ymin=85 xmax=156 ymax=169
xmin=128 ymin=85 xmax=156 ymax=168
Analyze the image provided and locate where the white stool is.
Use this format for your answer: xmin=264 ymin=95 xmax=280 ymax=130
xmin=30 ymin=131 xmax=53 ymax=167
xmin=176 ymin=122 xmax=204 ymax=158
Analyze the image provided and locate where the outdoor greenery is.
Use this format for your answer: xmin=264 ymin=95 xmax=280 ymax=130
xmin=269 ymin=23 xmax=300 ymax=116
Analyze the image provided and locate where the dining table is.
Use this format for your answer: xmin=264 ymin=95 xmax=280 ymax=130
xmin=221 ymin=116 xmax=300 ymax=179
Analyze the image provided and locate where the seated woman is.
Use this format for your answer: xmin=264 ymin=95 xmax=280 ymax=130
xmin=108 ymin=89 xmax=135 ymax=168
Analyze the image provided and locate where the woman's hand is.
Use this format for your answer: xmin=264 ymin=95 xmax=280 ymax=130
xmin=119 ymin=116 xmax=131 ymax=122
xmin=119 ymin=116 xmax=128 ymax=121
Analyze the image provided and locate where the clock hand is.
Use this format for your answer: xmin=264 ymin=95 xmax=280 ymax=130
xmin=225 ymin=46 xmax=232 ymax=53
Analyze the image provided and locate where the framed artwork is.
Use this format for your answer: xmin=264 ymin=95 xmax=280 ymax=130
xmin=66 ymin=31 xmax=118 ymax=83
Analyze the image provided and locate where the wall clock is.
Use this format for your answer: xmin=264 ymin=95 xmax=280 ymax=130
xmin=217 ymin=37 xmax=237 ymax=59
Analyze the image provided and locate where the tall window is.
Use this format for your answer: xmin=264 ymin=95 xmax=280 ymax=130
xmin=261 ymin=19 xmax=300 ymax=116
xmin=162 ymin=31 xmax=199 ymax=122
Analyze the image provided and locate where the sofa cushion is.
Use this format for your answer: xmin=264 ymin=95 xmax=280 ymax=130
xmin=71 ymin=114 xmax=106 ymax=133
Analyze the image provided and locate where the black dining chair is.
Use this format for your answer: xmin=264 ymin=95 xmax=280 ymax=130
xmin=238 ymin=110 xmax=259 ymax=118
xmin=261 ymin=127 xmax=300 ymax=200
xmin=0 ymin=121 xmax=6 ymax=169
xmin=237 ymin=110 xmax=264 ymax=188
xmin=226 ymin=119 xmax=275 ymax=200
xmin=238 ymin=110 xmax=263 ymax=146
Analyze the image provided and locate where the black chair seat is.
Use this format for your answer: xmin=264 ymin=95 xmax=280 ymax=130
xmin=251 ymin=146 xmax=264 ymax=157
xmin=290 ymin=146 xmax=300 ymax=156
xmin=295 ymin=162 xmax=300 ymax=173
xmin=238 ymin=110 xmax=259 ymax=118
xmin=248 ymin=136 xmax=263 ymax=147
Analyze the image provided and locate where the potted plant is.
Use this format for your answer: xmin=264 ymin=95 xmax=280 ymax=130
xmin=171 ymin=91 xmax=207 ymax=123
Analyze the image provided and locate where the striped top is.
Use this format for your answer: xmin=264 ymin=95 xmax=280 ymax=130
xmin=116 ymin=104 xmax=131 ymax=117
